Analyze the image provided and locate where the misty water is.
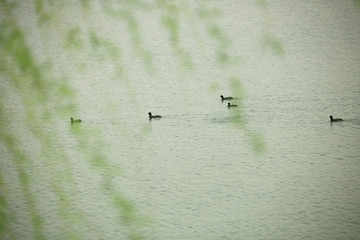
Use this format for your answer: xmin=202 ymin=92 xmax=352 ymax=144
xmin=2 ymin=1 xmax=360 ymax=239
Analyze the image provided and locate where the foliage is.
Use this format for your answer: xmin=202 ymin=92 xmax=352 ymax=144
xmin=0 ymin=1 xmax=281 ymax=239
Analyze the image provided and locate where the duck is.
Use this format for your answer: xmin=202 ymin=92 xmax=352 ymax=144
xmin=227 ymin=102 xmax=238 ymax=108
xmin=71 ymin=117 xmax=82 ymax=124
xmin=148 ymin=112 xmax=161 ymax=119
xmin=329 ymin=115 xmax=343 ymax=122
xmin=220 ymin=95 xmax=234 ymax=101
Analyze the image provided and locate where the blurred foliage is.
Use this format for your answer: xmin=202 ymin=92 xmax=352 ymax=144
xmin=0 ymin=0 xmax=279 ymax=239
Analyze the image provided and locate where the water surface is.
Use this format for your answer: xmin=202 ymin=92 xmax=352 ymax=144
xmin=2 ymin=1 xmax=360 ymax=239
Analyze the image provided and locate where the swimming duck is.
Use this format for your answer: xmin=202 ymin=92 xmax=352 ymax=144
xmin=220 ymin=95 xmax=234 ymax=101
xmin=148 ymin=112 xmax=161 ymax=119
xmin=71 ymin=117 xmax=82 ymax=124
xmin=227 ymin=102 xmax=238 ymax=108
xmin=329 ymin=115 xmax=343 ymax=122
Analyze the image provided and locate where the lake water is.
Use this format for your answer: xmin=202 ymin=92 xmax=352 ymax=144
xmin=2 ymin=1 xmax=360 ymax=239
